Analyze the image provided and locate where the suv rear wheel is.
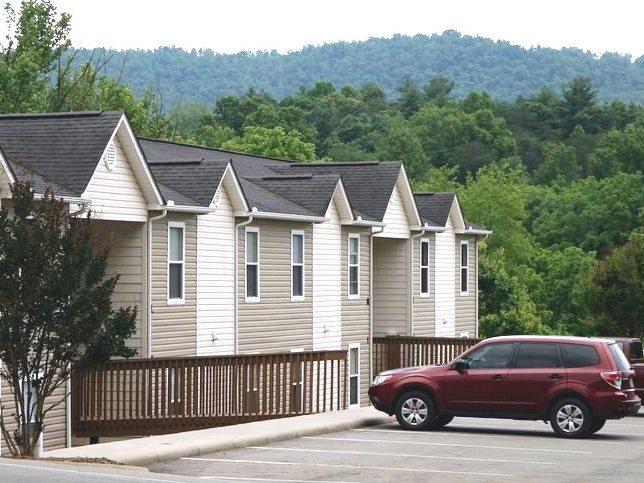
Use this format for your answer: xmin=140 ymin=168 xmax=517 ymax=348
xmin=549 ymin=397 xmax=593 ymax=438
xmin=395 ymin=391 xmax=437 ymax=430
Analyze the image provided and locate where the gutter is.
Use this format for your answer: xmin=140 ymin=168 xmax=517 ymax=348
xmin=410 ymin=224 xmax=445 ymax=233
xmin=34 ymin=193 xmax=90 ymax=205
xmin=147 ymin=209 xmax=168 ymax=357
xmin=148 ymin=203 xmax=216 ymax=214
xmin=457 ymin=228 xmax=493 ymax=237
xmin=234 ymin=215 xmax=254 ymax=354
xmin=242 ymin=208 xmax=327 ymax=223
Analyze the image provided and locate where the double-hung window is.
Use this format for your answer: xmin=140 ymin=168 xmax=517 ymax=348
xmin=245 ymin=227 xmax=260 ymax=301
xmin=460 ymin=240 xmax=469 ymax=295
xmin=167 ymin=222 xmax=185 ymax=303
xmin=348 ymin=234 xmax=360 ymax=299
xmin=291 ymin=230 xmax=305 ymax=300
xmin=420 ymin=238 xmax=430 ymax=297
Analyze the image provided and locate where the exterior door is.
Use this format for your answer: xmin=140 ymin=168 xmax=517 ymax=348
xmin=443 ymin=342 xmax=516 ymax=413
xmin=505 ymin=342 xmax=565 ymax=415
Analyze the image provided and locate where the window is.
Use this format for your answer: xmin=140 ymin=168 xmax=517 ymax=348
xmin=608 ymin=344 xmax=631 ymax=372
xmin=562 ymin=344 xmax=601 ymax=368
xmin=348 ymin=234 xmax=360 ymax=299
xmin=245 ymin=227 xmax=259 ymax=301
xmin=460 ymin=240 xmax=469 ymax=294
xmin=167 ymin=222 xmax=185 ymax=303
xmin=464 ymin=343 xmax=515 ymax=369
xmin=291 ymin=231 xmax=304 ymax=300
xmin=514 ymin=343 xmax=561 ymax=368
xmin=420 ymin=238 xmax=430 ymax=296
xmin=348 ymin=344 xmax=360 ymax=408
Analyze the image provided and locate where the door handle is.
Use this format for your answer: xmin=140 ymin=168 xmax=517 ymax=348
xmin=491 ymin=374 xmax=505 ymax=380
xmin=548 ymin=374 xmax=563 ymax=380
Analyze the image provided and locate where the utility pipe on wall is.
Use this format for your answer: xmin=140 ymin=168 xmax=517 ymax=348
xmin=233 ymin=210 xmax=255 ymax=354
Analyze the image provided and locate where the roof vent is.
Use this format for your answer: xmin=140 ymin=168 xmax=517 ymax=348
xmin=103 ymin=142 xmax=117 ymax=171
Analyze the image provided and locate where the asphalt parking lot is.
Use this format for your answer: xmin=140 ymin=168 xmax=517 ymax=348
xmin=149 ymin=410 xmax=644 ymax=482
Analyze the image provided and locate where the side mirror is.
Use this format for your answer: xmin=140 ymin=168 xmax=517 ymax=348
xmin=453 ymin=359 xmax=469 ymax=374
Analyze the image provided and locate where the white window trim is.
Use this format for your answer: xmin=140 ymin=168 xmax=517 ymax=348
xmin=290 ymin=230 xmax=305 ymax=301
xmin=245 ymin=226 xmax=260 ymax=303
xmin=167 ymin=221 xmax=186 ymax=305
xmin=420 ymin=237 xmax=430 ymax=298
xmin=460 ymin=239 xmax=469 ymax=296
xmin=348 ymin=343 xmax=360 ymax=409
xmin=348 ymin=233 xmax=360 ymax=300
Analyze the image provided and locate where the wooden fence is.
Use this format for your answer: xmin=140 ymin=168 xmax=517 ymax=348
xmin=373 ymin=336 xmax=480 ymax=375
xmin=72 ymin=350 xmax=347 ymax=437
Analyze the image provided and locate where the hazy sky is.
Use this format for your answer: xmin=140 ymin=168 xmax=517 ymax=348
xmin=27 ymin=0 xmax=644 ymax=57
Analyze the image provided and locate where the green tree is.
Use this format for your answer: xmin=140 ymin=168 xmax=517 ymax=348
xmin=0 ymin=0 xmax=70 ymax=112
xmin=534 ymin=142 xmax=582 ymax=184
xmin=0 ymin=183 xmax=137 ymax=456
xmin=588 ymin=123 xmax=644 ymax=177
xmin=561 ymin=76 xmax=602 ymax=135
xmin=529 ymin=172 xmax=644 ymax=255
xmin=586 ymin=233 xmax=644 ymax=338
xmin=374 ymin=116 xmax=426 ymax=178
xmin=222 ymin=125 xmax=319 ymax=162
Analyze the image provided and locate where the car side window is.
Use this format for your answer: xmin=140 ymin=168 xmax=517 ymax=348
xmin=514 ymin=342 xmax=561 ymax=368
xmin=464 ymin=343 xmax=515 ymax=370
xmin=562 ymin=344 xmax=601 ymax=368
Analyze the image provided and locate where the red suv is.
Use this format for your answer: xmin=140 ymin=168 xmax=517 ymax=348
xmin=369 ymin=336 xmax=641 ymax=437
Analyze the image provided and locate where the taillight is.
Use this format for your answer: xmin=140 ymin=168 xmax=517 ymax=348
xmin=601 ymin=371 xmax=622 ymax=390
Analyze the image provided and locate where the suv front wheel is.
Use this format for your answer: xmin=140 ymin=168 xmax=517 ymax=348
xmin=549 ymin=397 xmax=593 ymax=438
xmin=395 ymin=391 xmax=437 ymax=430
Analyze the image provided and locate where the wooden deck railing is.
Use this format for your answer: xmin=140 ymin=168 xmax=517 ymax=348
xmin=373 ymin=336 xmax=481 ymax=374
xmin=72 ymin=350 xmax=347 ymax=437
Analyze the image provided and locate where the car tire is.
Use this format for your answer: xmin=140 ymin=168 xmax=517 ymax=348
xmin=395 ymin=391 xmax=437 ymax=431
xmin=549 ymin=397 xmax=593 ymax=438
xmin=432 ymin=414 xmax=454 ymax=429
xmin=589 ymin=418 xmax=606 ymax=434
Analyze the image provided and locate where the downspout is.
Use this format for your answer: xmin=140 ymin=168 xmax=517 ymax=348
xmin=475 ymin=237 xmax=479 ymax=338
xmin=369 ymin=226 xmax=384 ymax=383
xmin=409 ymin=224 xmax=430 ymax=336
xmin=234 ymin=212 xmax=255 ymax=354
xmin=147 ymin=208 xmax=168 ymax=357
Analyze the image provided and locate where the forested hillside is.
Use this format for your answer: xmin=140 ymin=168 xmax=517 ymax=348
xmin=70 ymin=31 xmax=644 ymax=106
xmin=2 ymin=1 xmax=643 ymax=338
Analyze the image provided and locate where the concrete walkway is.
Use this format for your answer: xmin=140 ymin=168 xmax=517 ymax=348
xmin=44 ymin=407 xmax=392 ymax=466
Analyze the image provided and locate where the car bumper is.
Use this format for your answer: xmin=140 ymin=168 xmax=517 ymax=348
xmin=368 ymin=385 xmax=394 ymax=415
xmin=597 ymin=391 xmax=641 ymax=418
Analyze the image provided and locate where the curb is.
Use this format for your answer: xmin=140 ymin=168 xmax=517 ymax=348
xmin=44 ymin=409 xmax=393 ymax=466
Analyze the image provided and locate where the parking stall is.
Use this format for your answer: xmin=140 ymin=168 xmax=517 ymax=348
xmin=149 ymin=410 xmax=644 ymax=482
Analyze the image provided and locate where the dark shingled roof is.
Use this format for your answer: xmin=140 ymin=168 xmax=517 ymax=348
xmin=270 ymin=162 xmax=402 ymax=222
xmin=0 ymin=111 xmax=122 ymax=196
xmin=140 ymin=139 xmax=230 ymax=207
xmin=247 ymin=173 xmax=342 ymax=217
xmin=413 ymin=193 xmax=456 ymax=226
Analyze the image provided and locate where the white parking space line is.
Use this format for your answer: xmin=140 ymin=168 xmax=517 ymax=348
xmin=354 ymin=427 xmax=628 ymax=444
xmin=0 ymin=461 xmax=179 ymax=482
xmin=200 ymin=477 xmax=358 ymax=483
xmin=182 ymin=457 xmax=514 ymax=478
xmin=246 ymin=445 xmax=555 ymax=465
xmin=303 ymin=436 xmax=591 ymax=454
xmin=448 ymin=425 xmax=644 ymax=438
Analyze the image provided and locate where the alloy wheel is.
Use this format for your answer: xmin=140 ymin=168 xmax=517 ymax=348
xmin=556 ymin=404 xmax=584 ymax=433
xmin=401 ymin=397 xmax=428 ymax=426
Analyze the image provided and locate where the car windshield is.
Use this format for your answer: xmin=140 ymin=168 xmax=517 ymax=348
xmin=608 ymin=343 xmax=631 ymax=372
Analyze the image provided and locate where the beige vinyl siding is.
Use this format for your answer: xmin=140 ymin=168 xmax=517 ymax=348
xmin=0 ymin=377 xmax=67 ymax=454
xmin=412 ymin=234 xmax=436 ymax=336
xmin=150 ymin=213 xmax=198 ymax=357
xmin=312 ymin=199 xmax=342 ymax=350
xmin=372 ymin=237 xmax=409 ymax=336
xmin=377 ymin=184 xmax=410 ymax=239
xmin=341 ymin=227 xmax=371 ymax=406
xmin=237 ymin=220 xmax=313 ymax=353
xmin=197 ymin=186 xmax=235 ymax=355
xmin=91 ymin=221 xmax=147 ymax=355
xmin=81 ymin=137 xmax=148 ymax=222
xmin=455 ymin=235 xmax=477 ymax=337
